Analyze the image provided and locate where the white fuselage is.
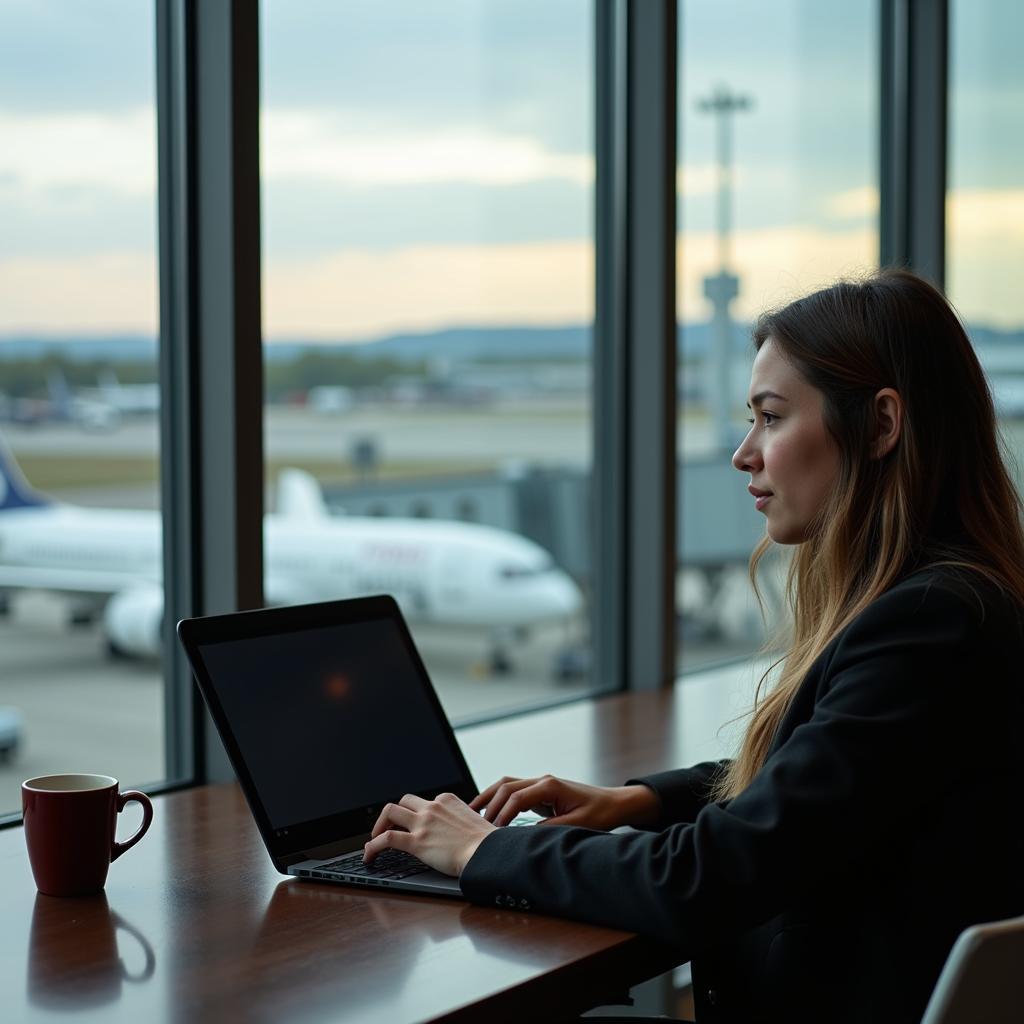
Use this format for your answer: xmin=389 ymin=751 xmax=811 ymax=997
xmin=0 ymin=503 xmax=582 ymax=654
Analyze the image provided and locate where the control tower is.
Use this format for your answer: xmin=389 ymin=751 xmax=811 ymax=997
xmin=697 ymin=84 xmax=751 ymax=452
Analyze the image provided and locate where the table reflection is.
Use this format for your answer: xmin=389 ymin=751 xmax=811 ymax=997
xmin=247 ymin=881 xmax=469 ymax=1019
xmin=27 ymin=892 xmax=156 ymax=1011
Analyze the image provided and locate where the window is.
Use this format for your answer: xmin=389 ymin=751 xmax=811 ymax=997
xmin=5 ymin=3 xmax=979 ymax=816
xmin=261 ymin=0 xmax=598 ymax=721
xmin=676 ymin=0 xmax=879 ymax=674
xmin=947 ymin=0 xmax=1024 ymax=499
xmin=0 ymin=0 xmax=163 ymax=814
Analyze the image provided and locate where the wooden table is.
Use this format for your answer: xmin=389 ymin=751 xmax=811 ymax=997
xmin=1 ymin=689 xmax=705 ymax=1023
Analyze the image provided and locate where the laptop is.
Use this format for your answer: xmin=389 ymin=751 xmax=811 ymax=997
xmin=177 ymin=594 xmax=521 ymax=898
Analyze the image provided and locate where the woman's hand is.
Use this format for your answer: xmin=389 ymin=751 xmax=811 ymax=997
xmin=469 ymin=775 xmax=661 ymax=830
xmin=363 ymin=792 xmax=496 ymax=877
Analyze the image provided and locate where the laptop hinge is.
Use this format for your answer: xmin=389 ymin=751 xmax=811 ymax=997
xmin=303 ymin=834 xmax=371 ymax=862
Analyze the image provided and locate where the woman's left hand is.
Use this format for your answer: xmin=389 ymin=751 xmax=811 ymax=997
xmin=364 ymin=792 xmax=497 ymax=877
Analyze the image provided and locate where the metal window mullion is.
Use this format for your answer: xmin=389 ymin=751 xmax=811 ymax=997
xmin=880 ymin=0 xmax=948 ymax=285
xmin=157 ymin=0 xmax=264 ymax=785
xmin=625 ymin=0 xmax=677 ymax=690
xmin=593 ymin=0 xmax=677 ymax=693
xmin=593 ymin=0 xmax=628 ymax=692
xmin=156 ymin=0 xmax=198 ymax=785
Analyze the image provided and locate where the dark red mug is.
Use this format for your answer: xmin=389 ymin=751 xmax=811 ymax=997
xmin=22 ymin=775 xmax=154 ymax=897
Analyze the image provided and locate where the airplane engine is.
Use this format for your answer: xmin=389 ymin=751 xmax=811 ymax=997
xmin=103 ymin=584 xmax=164 ymax=659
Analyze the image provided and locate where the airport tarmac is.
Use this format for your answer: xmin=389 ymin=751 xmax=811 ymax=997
xmin=9 ymin=405 xmax=1024 ymax=494
xmin=2 ymin=400 xmax=727 ymax=466
xmin=0 ymin=585 xmax=759 ymax=817
xmin=0 ymin=592 xmax=598 ymax=816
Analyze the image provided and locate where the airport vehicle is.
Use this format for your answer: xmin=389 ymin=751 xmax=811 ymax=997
xmin=0 ymin=443 xmax=581 ymax=668
xmin=0 ymin=706 xmax=20 ymax=762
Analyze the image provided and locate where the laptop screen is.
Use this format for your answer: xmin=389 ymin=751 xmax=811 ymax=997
xmin=196 ymin=615 xmax=468 ymax=832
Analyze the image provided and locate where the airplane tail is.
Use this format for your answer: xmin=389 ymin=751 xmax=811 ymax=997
xmin=46 ymin=368 xmax=73 ymax=421
xmin=0 ymin=439 xmax=51 ymax=511
xmin=276 ymin=468 xmax=329 ymax=520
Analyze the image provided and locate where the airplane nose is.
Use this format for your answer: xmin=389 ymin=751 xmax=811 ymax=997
xmin=546 ymin=569 xmax=583 ymax=617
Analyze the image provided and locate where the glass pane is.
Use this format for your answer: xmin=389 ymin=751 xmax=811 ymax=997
xmin=261 ymin=1 xmax=596 ymax=721
xmin=0 ymin=1 xmax=163 ymax=812
xmin=676 ymin=0 xmax=879 ymax=674
xmin=948 ymin=0 xmax=1024 ymax=500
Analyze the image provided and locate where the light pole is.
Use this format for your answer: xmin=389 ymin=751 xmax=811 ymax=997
xmin=697 ymin=84 xmax=751 ymax=452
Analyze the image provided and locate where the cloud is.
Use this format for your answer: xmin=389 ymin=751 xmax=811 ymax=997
xmin=265 ymin=226 xmax=876 ymax=340
xmin=678 ymin=225 xmax=877 ymax=320
xmin=823 ymin=186 xmax=879 ymax=220
xmin=676 ymin=163 xmax=734 ymax=197
xmin=0 ymin=252 xmax=157 ymax=333
xmin=0 ymin=109 xmax=155 ymax=195
xmin=947 ymin=189 xmax=1024 ymax=328
xmin=262 ymin=110 xmax=592 ymax=187
xmin=264 ymin=239 xmax=593 ymax=339
xmin=947 ymin=188 xmax=1024 ymax=240
xmin=2 ymin=201 xmax=1022 ymax=337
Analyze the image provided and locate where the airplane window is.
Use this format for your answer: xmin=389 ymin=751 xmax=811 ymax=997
xmin=498 ymin=556 xmax=554 ymax=579
xmin=498 ymin=565 xmax=536 ymax=580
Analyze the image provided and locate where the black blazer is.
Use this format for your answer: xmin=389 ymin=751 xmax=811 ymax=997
xmin=460 ymin=569 xmax=1024 ymax=1023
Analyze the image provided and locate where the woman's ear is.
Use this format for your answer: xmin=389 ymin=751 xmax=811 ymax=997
xmin=873 ymin=388 xmax=903 ymax=458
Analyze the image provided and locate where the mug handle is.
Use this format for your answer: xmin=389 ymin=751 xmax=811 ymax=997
xmin=113 ymin=914 xmax=158 ymax=983
xmin=111 ymin=791 xmax=154 ymax=862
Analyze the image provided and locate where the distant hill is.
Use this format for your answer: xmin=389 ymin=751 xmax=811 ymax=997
xmin=349 ymin=325 xmax=590 ymax=362
xmin=346 ymin=321 xmax=751 ymax=361
xmin=0 ymin=325 xmax=720 ymax=364
xmin=2 ymin=319 xmax=1021 ymax=366
xmin=0 ymin=336 xmax=157 ymax=362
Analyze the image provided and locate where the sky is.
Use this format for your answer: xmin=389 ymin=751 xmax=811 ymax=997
xmin=0 ymin=0 xmax=1021 ymax=340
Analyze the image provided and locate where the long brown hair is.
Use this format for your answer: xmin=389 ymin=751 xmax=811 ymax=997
xmin=715 ymin=268 xmax=1024 ymax=801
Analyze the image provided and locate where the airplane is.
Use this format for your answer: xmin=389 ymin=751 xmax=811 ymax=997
xmin=53 ymin=369 xmax=160 ymax=431
xmin=0 ymin=368 xmax=139 ymax=433
xmin=46 ymin=368 xmax=122 ymax=431
xmin=0 ymin=441 xmax=582 ymax=672
xmin=92 ymin=369 xmax=160 ymax=417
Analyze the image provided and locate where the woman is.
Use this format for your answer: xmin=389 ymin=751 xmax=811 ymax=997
xmin=362 ymin=270 xmax=1024 ymax=1023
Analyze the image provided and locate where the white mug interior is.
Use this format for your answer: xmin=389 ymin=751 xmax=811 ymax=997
xmin=22 ymin=774 xmax=118 ymax=793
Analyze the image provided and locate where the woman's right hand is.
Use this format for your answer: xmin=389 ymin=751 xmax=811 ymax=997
xmin=469 ymin=775 xmax=661 ymax=830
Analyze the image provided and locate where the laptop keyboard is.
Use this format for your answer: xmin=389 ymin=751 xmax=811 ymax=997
xmin=317 ymin=849 xmax=433 ymax=880
xmin=307 ymin=816 xmax=540 ymax=883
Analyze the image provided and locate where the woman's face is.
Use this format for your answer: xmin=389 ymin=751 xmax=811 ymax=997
xmin=732 ymin=338 xmax=841 ymax=544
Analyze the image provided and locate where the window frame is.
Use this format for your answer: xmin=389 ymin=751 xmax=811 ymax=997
xmin=0 ymin=0 xmax=954 ymax=820
xmin=880 ymin=0 xmax=949 ymax=282
xmin=156 ymin=0 xmax=264 ymax=785
xmin=593 ymin=0 xmax=678 ymax=694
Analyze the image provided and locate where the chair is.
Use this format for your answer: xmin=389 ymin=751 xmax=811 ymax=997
xmin=574 ymin=916 xmax=1024 ymax=1023
xmin=920 ymin=915 xmax=1024 ymax=1024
